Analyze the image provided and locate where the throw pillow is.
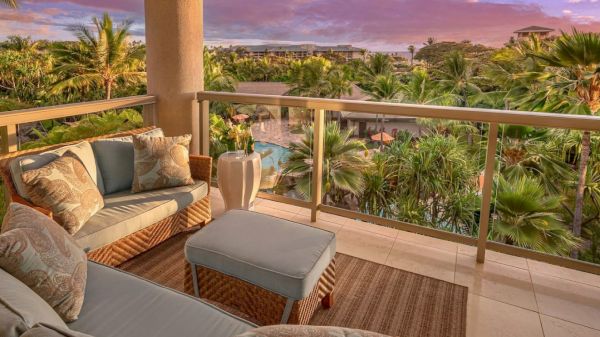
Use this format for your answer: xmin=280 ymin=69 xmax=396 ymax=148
xmin=0 ymin=203 xmax=88 ymax=322
xmin=236 ymin=325 xmax=392 ymax=337
xmin=131 ymin=134 xmax=194 ymax=193
xmin=21 ymin=151 xmax=104 ymax=235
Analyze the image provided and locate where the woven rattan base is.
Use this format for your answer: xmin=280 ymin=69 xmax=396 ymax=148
xmin=184 ymin=258 xmax=335 ymax=326
xmin=88 ymin=197 xmax=211 ymax=267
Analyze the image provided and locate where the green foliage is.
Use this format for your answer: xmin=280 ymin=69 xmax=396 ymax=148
xmin=415 ymin=41 xmax=493 ymax=68
xmin=20 ymin=109 xmax=143 ymax=149
xmin=492 ymin=176 xmax=579 ymax=255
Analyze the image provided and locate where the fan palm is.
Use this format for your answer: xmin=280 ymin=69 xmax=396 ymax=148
xmin=51 ymin=13 xmax=146 ymax=100
xmin=407 ymin=45 xmax=416 ymax=66
xmin=0 ymin=0 xmax=17 ymax=8
xmin=283 ymin=123 xmax=370 ymax=204
xmin=493 ymin=176 xmax=579 ymax=256
xmin=523 ymin=29 xmax=600 ymax=257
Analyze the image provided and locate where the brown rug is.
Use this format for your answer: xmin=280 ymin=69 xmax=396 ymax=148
xmin=118 ymin=233 xmax=467 ymax=337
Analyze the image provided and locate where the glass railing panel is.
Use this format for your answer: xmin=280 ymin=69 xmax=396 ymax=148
xmin=315 ymin=111 xmax=489 ymax=238
xmin=490 ymin=125 xmax=600 ymax=265
xmin=208 ymin=102 xmax=314 ymax=202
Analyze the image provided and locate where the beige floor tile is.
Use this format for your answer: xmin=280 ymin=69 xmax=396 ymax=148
xmin=341 ymin=217 xmax=399 ymax=238
xmin=527 ymin=259 xmax=600 ymax=289
xmin=541 ymin=315 xmax=600 ymax=337
xmin=386 ymin=239 xmax=457 ymax=282
xmin=253 ymin=205 xmax=297 ymax=221
xmin=455 ymin=254 xmax=538 ymax=311
xmin=457 ymin=244 xmax=529 ymax=270
xmin=317 ymin=211 xmax=355 ymax=225
xmin=335 ymin=226 xmax=395 ymax=264
xmin=467 ymin=294 xmax=544 ymax=337
xmin=291 ymin=214 xmax=343 ymax=233
xmin=254 ymin=198 xmax=307 ymax=214
xmin=396 ymin=230 xmax=458 ymax=253
xmin=531 ymin=272 xmax=600 ymax=330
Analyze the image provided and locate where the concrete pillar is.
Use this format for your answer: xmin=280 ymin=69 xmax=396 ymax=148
xmin=145 ymin=0 xmax=203 ymax=154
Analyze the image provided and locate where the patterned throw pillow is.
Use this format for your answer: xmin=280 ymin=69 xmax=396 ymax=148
xmin=0 ymin=203 xmax=87 ymax=322
xmin=21 ymin=151 xmax=104 ymax=235
xmin=131 ymin=134 xmax=194 ymax=193
xmin=236 ymin=325 xmax=392 ymax=337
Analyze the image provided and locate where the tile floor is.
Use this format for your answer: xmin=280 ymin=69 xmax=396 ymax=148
xmin=211 ymin=189 xmax=600 ymax=337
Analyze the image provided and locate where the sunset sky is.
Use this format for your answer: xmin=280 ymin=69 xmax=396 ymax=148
xmin=1 ymin=0 xmax=599 ymax=50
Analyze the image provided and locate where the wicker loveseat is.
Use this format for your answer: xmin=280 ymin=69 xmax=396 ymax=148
xmin=0 ymin=127 xmax=212 ymax=267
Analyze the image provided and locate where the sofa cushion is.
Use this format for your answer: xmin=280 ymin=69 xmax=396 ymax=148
xmin=10 ymin=141 xmax=105 ymax=198
xmin=68 ymin=261 xmax=253 ymax=337
xmin=185 ymin=210 xmax=336 ymax=300
xmin=74 ymin=180 xmax=208 ymax=252
xmin=0 ymin=268 xmax=69 ymax=337
xmin=0 ymin=203 xmax=88 ymax=322
xmin=21 ymin=152 xmax=104 ymax=235
xmin=132 ymin=134 xmax=194 ymax=193
xmin=21 ymin=324 xmax=94 ymax=337
xmin=92 ymin=128 xmax=164 ymax=194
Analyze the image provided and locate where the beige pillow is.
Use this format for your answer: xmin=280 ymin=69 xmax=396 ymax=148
xmin=236 ymin=325 xmax=392 ymax=337
xmin=131 ymin=134 xmax=194 ymax=193
xmin=21 ymin=151 xmax=104 ymax=235
xmin=0 ymin=203 xmax=88 ymax=322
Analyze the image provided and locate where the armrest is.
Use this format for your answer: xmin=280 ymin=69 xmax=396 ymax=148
xmin=189 ymin=155 xmax=213 ymax=190
xmin=12 ymin=195 xmax=53 ymax=218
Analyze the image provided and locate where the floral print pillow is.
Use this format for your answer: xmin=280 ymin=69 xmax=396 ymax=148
xmin=236 ymin=325 xmax=392 ymax=337
xmin=21 ymin=151 xmax=104 ymax=235
xmin=0 ymin=203 xmax=87 ymax=322
xmin=131 ymin=134 xmax=194 ymax=193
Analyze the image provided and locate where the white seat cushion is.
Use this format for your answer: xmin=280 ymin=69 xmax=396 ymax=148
xmin=68 ymin=262 xmax=253 ymax=337
xmin=75 ymin=180 xmax=208 ymax=252
xmin=185 ymin=210 xmax=336 ymax=300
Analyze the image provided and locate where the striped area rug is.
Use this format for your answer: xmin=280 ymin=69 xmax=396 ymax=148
xmin=118 ymin=233 xmax=467 ymax=337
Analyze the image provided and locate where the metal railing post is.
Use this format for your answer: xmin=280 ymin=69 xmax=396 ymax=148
xmin=476 ymin=122 xmax=499 ymax=263
xmin=199 ymin=99 xmax=210 ymax=156
xmin=311 ymin=109 xmax=325 ymax=222
xmin=0 ymin=124 xmax=18 ymax=154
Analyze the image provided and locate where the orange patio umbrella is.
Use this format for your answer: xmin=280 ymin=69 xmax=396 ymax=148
xmin=232 ymin=114 xmax=250 ymax=122
xmin=370 ymin=132 xmax=394 ymax=144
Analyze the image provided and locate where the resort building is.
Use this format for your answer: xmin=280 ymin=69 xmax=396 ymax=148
xmin=514 ymin=26 xmax=555 ymax=40
xmin=230 ymin=44 xmax=366 ymax=61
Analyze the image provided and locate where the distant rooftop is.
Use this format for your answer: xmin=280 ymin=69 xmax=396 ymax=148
xmin=514 ymin=26 xmax=554 ymax=33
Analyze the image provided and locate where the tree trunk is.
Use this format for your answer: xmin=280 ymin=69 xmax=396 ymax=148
xmin=105 ymin=79 xmax=113 ymax=100
xmin=571 ymin=130 xmax=591 ymax=259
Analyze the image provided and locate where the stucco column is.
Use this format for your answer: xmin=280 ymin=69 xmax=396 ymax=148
xmin=145 ymin=0 xmax=203 ymax=154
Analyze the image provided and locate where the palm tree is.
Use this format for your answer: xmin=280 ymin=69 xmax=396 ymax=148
xmin=0 ymin=0 xmax=17 ymax=8
xmin=367 ymin=73 xmax=403 ymax=138
xmin=51 ymin=13 xmax=145 ymax=100
xmin=283 ymin=123 xmax=370 ymax=205
xmin=435 ymin=51 xmax=482 ymax=107
xmin=424 ymin=37 xmax=437 ymax=46
xmin=525 ymin=29 xmax=600 ymax=257
xmin=493 ymin=176 xmax=580 ymax=256
xmin=407 ymin=45 xmax=416 ymax=66
xmin=204 ymin=49 xmax=236 ymax=92
xmin=361 ymin=53 xmax=395 ymax=83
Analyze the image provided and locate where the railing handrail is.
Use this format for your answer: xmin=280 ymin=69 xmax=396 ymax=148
xmin=0 ymin=95 xmax=156 ymax=126
xmin=197 ymin=91 xmax=600 ymax=132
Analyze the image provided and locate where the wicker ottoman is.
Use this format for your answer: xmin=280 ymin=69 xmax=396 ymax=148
xmin=184 ymin=210 xmax=336 ymax=326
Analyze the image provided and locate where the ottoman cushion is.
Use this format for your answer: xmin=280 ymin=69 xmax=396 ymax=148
xmin=185 ymin=210 xmax=336 ymax=300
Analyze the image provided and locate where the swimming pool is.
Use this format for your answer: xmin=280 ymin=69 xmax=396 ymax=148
xmin=254 ymin=141 xmax=291 ymax=172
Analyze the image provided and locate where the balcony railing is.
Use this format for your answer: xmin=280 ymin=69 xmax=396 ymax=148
xmin=197 ymin=90 xmax=600 ymax=276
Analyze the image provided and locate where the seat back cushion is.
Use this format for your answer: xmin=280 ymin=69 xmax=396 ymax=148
xmin=10 ymin=141 xmax=105 ymax=198
xmin=0 ymin=203 xmax=88 ymax=322
xmin=0 ymin=268 xmax=68 ymax=337
xmin=21 ymin=324 xmax=94 ymax=337
xmin=92 ymin=128 xmax=164 ymax=194
xmin=21 ymin=151 xmax=104 ymax=235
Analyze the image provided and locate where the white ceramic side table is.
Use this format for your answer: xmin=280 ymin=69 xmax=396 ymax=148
xmin=217 ymin=151 xmax=262 ymax=211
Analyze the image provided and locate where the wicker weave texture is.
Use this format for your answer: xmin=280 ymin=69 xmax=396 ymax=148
xmin=184 ymin=259 xmax=335 ymax=326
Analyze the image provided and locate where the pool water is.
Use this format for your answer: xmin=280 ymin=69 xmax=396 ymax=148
xmin=254 ymin=141 xmax=291 ymax=172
